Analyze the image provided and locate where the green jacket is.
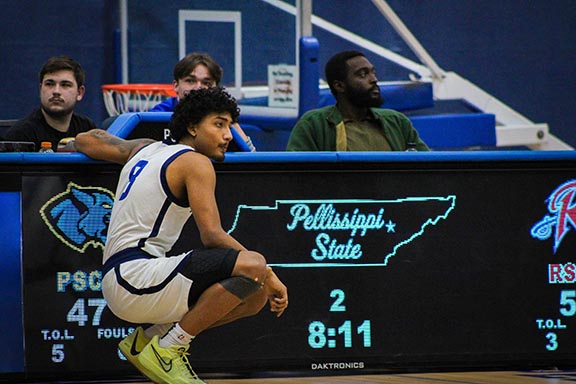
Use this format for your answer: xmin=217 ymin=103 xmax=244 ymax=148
xmin=286 ymin=105 xmax=429 ymax=151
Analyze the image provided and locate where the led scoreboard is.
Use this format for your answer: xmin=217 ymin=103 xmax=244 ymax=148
xmin=7 ymin=152 xmax=576 ymax=381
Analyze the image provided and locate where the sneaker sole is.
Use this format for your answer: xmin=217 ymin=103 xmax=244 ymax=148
xmin=119 ymin=341 xmax=166 ymax=384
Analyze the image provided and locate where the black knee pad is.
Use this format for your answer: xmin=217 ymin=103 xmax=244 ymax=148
xmin=220 ymin=276 xmax=263 ymax=299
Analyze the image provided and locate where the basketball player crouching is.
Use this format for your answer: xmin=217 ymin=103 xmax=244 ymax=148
xmin=75 ymin=87 xmax=288 ymax=384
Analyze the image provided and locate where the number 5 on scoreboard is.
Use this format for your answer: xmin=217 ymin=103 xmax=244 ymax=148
xmin=52 ymin=343 xmax=65 ymax=363
xmin=559 ymin=290 xmax=576 ymax=317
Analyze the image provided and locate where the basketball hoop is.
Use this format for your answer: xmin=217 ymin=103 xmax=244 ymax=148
xmin=101 ymin=84 xmax=177 ymax=116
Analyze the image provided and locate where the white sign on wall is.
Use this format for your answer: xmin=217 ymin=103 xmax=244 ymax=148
xmin=268 ymin=64 xmax=298 ymax=108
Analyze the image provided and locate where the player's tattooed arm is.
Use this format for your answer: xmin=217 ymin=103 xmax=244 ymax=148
xmin=75 ymin=129 xmax=154 ymax=165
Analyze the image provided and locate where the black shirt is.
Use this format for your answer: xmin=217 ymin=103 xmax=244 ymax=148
xmin=3 ymin=108 xmax=97 ymax=151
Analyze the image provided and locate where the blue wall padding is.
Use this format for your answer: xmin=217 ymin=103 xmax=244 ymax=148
xmin=299 ymin=36 xmax=320 ymax=116
xmin=223 ymin=150 xmax=576 ymax=164
xmin=107 ymin=112 xmax=173 ymax=138
xmin=411 ymin=113 xmax=496 ymax=148
xmin=230 ymin=126 xmax=252 ymax=152
xmin=238 ymin=114 xmax=298 ymax=132
xmin=5 ymin=149 xmax=576 ymax=165
xmin=0 ymin=192 xmax=24 ymax=372
xmin=241 ymin=124 xmax=291 ymax=152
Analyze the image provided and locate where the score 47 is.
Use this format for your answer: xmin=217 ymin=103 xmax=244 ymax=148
xmin=67 ymin=298 xmax=108 ymax=326
xmin=308 ymin=289 xmax=372 ymax=349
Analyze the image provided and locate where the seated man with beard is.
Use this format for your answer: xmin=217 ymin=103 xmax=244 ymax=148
xmin=286 ymin=50 xmax=429 ymax=152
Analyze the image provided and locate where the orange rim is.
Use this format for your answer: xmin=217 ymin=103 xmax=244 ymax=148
xmin=101 ymin=84 xmax=177 ymax=97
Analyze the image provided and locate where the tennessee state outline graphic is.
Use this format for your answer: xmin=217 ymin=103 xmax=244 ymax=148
xmin=226 ymin=196 xmax=456 ymax=267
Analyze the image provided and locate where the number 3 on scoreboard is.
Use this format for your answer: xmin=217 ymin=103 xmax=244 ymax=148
xmin=545 ymin=332 xmax=558 ymax=351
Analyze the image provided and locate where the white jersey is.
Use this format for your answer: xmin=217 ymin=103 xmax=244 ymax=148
xmin=103 ymin=141 xmax=194 ymax=262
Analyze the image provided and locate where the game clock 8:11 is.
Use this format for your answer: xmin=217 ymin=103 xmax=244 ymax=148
xmin=308 ymin=289 xmax=372 ymax=349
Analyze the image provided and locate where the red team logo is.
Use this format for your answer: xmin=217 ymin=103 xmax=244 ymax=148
xmin=531 ymin=180 xmax=576 ymax=254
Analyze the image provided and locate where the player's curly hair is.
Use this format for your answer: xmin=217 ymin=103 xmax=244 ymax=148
xmin=169 ymin=87 xmax=240 ymax=142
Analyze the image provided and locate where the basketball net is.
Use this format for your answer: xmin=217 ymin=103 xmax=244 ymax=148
xmin=101 ymin=84 xmax=177 ymax=116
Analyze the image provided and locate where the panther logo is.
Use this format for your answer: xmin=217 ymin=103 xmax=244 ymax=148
xmin=40 ymin=182 xmax=114 ymax=253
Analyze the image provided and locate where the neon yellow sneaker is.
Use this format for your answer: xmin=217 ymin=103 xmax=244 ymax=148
xmin=137 ymin=335 xmax=205 ymax=384
xmin=118 ymin=327 xmax=151 ymax=373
